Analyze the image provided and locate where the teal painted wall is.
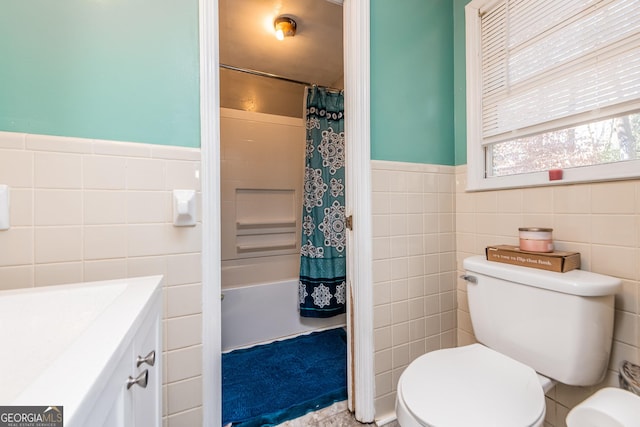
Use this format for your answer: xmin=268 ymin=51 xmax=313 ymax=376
xmin=0 ymin=0 xmax=200 ymax=147
xmin=370 ymin=0 xmax=455 ymax=165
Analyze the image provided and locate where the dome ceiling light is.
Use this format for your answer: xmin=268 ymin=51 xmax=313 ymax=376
xmin=274 ymin=16 xmax=297 ymax=40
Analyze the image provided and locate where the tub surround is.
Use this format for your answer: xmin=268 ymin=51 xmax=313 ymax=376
xmin=218 ymin=109 xmax=344 ymax=352
xmin=220 ymin=108 xmax=305 ymax=289
xmin=2 ymin=275 xmax=162 ymax=427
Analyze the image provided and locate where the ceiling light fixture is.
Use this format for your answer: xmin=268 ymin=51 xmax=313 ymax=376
xmin=274 ymin=16 xmax=296 ymax=41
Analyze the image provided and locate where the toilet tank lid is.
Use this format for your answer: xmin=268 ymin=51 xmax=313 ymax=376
xmin=463 ymin=256 xmax=621 ymax=297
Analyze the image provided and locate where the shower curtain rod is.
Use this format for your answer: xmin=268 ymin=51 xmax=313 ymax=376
xmin=220 ymin=64 xmax=342 ymax=92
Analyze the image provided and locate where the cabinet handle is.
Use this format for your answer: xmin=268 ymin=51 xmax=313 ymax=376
xmin=136 ymin=350 xmax=156 ymax=368
xmin=126 ymin=369 xmax=149 ymax=390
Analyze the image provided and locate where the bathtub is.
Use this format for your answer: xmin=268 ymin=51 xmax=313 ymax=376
xmin=0 ymin=275 xmax=162 ymax=427
xmin=221 ymin=279 xmax=346 ymax=352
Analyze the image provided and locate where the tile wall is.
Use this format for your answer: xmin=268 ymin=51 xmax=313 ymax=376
xmin=455 ymin=165 xmax=640 ymax=427
xmin=220 ymin=108 xmax=304 ymax=288
xmin=371 ymin=160 xmax=457 ymax=421
xmin=0 ymin=131 xmax=203 ymax=426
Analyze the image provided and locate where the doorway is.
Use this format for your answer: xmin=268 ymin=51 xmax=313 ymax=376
xmin=199 ymin=0 xmax=374 ymax=425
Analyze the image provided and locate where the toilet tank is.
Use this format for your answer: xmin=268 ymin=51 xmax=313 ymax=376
xmin=463 ymin=255 xmax=621 ymax=386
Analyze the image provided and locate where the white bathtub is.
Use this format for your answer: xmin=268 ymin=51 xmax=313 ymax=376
xmin=0 ymin=275 xmax=163 ymax=427
xmin=221 ymin=279 xmax=346 ymax=351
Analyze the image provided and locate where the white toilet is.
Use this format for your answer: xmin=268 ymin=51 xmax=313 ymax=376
xmin=396 ymin=255 xmax=621 ymax=427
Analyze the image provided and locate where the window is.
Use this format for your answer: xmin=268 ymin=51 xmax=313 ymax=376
xmin=465 ymin=0 xmax=640 ymax=190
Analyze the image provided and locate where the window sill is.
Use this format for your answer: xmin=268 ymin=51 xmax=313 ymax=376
xmin=466 ymin=159 xmax=640 ymax=192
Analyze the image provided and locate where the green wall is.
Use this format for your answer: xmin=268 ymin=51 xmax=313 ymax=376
xmin=0 ymin=0 xmax=200 ymax=147
xmin=1 ymin=1 xmax=468 ymax=153
xmin=370 ymin=0 xmax=455 ymax=165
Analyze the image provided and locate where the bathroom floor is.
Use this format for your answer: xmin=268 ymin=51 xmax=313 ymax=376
xmin=275 ymin=401 xmax=381 ymax=427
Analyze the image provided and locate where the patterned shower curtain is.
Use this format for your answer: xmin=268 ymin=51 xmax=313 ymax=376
xmin=298 ymin=86 xmax=346 ymax=318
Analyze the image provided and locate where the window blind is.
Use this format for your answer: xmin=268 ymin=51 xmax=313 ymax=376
xmin=481 ymin=0 xmax=640 ymax=145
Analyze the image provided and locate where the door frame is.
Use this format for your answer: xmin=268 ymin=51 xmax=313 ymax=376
xmin=199 ymin=0 xmax=375 ymax=424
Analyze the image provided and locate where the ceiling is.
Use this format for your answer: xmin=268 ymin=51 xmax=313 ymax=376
xmin=218 ymin=0 xmax=344 ymax=88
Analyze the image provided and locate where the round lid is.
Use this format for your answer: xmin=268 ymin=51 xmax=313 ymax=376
xmin=399 ymin=344 xmax=545 ymax=427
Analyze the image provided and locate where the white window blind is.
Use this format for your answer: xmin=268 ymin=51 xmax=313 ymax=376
xmin=481 ymin=0 xmax=640 ymax=146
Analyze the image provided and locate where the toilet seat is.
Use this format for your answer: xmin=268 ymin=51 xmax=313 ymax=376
xmin=397 ymin=344 xmax=546 ymax=427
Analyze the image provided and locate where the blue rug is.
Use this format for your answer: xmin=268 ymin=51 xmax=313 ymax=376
xmin=222 ymin=328 xmax=347 ymax=426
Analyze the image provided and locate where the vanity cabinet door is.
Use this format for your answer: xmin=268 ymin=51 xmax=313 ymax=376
xmin=100 ymin=341 xmax=135 ymax=427
xmin=131 ymin=309 xmax=162 ymax=427
xmin=101 ymin=379 xmax=134 ymax=427
xmin=88 ymin=288 xmax=162 ymax=427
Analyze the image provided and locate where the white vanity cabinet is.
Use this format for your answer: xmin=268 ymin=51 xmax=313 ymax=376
xmin=3 ymin=276 xmax=164 ymax=427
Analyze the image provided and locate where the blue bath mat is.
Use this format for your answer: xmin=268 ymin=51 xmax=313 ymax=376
xmin=222 ymin=328 xmax=347 ymax=426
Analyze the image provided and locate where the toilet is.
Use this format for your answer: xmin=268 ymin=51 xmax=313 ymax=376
xmin=396 ymin=255 xmax=621 ymax=427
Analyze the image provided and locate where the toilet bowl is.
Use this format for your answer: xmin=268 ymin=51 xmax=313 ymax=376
xmin=566 ymin=387 xmax=640 ymax=427
xmin=396 ymin=344 xmax=546 ymax=427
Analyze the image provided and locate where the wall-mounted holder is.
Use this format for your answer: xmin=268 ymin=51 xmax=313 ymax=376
xmin=0 ymin=185 xmax=9 ymax=231
xmin=173 ymin=189 xmax=196 ymax=227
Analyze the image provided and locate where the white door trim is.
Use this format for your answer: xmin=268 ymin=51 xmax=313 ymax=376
xmin=200 ymin=0 xmax=374 ymax=424
xmin=343 ymin=0 xmax=375 ymax=422
xmin=200 ymin=0 xmax=220 ymax=425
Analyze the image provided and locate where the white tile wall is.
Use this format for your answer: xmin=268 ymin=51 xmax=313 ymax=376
xmin=219 ymin=108 xmax=304 ymax=288
xmin=34 ymin=152 xmax=82 ymax=188
xmin=0 ymin=131 xmax=202 ymax=427
xmin=455 ymin=165 xmax=640 ymax=427
xmin=8 ymin=133 xmax=636 ymax=426
xmin=372 ymin=160 xmax=457 ymax=421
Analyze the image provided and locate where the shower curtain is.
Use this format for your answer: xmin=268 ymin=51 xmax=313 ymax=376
xmin=298 ymin=86 xmax=346 ymax=318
